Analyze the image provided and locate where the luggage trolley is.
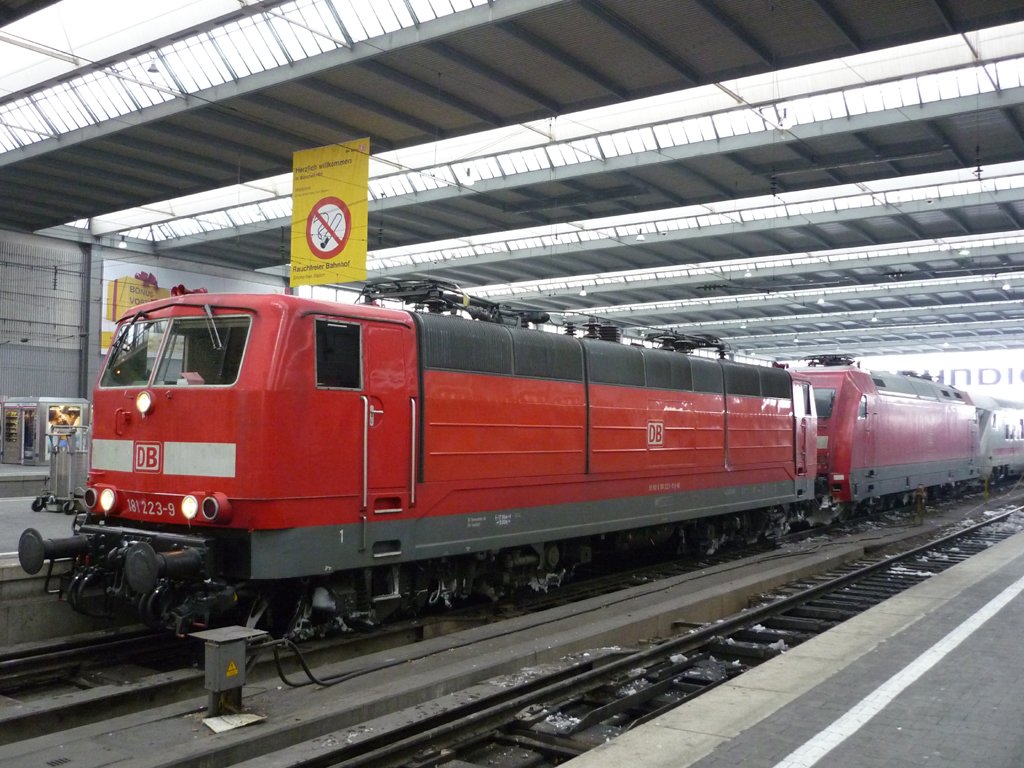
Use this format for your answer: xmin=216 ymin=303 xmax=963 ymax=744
xmin=32 ymin=425 xmax=91 ymax=514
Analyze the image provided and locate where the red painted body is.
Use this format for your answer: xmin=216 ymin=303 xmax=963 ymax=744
xmin=89 ymin=294 xmax=810 ymax=547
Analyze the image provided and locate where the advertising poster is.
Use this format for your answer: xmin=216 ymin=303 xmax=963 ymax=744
xmin=100 ymin=260 xmax=281 ymax=351
xmin=858 ymin=350 xmax=1024 ymax=402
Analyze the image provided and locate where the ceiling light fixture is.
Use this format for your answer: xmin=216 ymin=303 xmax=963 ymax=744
xmin=635 ymin=233 xmax=645 ymax=242
xmin=1002 ymin=282 xmax=1011 ymax=291
xmin=816 ymin=297 xmax=825 ymax=305
xmin=578 ymin=288 xmax=587 ymax=297
xmin=117 ymin=236 xmax=127 ymax=249
xmin=871 ymin=314 xmax=878 ymax=322
xmin=743 ymin=269 xmax=752 ymax=278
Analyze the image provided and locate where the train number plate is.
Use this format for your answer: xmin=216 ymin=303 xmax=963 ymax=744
xmin=125 ymin=494 xmax=178 ymax=518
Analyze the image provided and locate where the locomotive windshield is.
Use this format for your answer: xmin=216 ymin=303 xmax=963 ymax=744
xmin=101 ymin=315 xmax=251 ymax=388
xmin=814 ymin=387 xmax=836 ymax=418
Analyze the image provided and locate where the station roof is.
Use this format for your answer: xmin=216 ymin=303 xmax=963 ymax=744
xmin=3 ymin=0 xmax=1024 ymax=360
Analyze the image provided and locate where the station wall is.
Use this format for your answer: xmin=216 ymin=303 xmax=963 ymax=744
xmin=0 ymin=229 xmax=93 ymax=399
xmin=0 ymin=228 xmax=285 ymax=402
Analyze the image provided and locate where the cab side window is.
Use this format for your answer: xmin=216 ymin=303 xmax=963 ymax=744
xmin=316 ymin=320 xmax=361 ymax=389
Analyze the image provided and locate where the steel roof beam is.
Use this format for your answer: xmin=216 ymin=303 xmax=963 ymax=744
xmin=686 ymin=300 xmax=1024 ymax=334
xmin=475 ymin=241 xmax=1024 ymax=302
xmin=368 ymin=185 xmax=1024 ymax=277
xmin=90 ymin=86 xmax=1024 ymax=244
xmin=587 ymin=274 xmax=1024 ymax=322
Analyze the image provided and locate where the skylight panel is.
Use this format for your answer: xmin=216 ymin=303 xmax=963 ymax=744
xmin=176 ymin=41 xmax=220 ymax=90
xmin=597 ymin=134 xmax=620 ymax=158
xmin=372 ymin=1 xmax=413 ymax=32
xmin=546 ymin=144 xmax=571 ymax=167
xmin=711 ymin=112 xmax=738 ymax=138
xmin=65 ymin=76 xmax=109 ymax=121
xmin=466 ymin=157 xmax=494 ymax=180
xmin=618 ymin=130 xmax=640 ymax=154
xmin=253 ymin=21 xmax=292 ymax=68
xmin=917 ymin=73 xmax=942 ymax=102
xmin=211 ymin=25 xmax=259 ymax=77
xmin=271 ymin=19 xmax=305 ymax=61
xmin=651 ymin=122 xmax=677 ymax=148
xmin=407 ymin=0 xmax=436 ymax=22
xmin=511 ymin=153 xmax=532 ymax=174
xmin=190 ymin=32 xmax=237 ymax=81
xmin=523 ymin=147 xmax=548 ymax=172
xmin=995 ymin=59 xmax=1023 ymax=88
xmin=957 ymin=67 xmax=988 ymax=95
xmin=431 ymin=166 xmax=457 ymax=186
xmin=682 ymin=119 xmax=704 ymax=144
xmin=156 ymin=220 xmax=202 ymax=238
xmin=898 ymin=79 xmax=921 ymax=106
xmin=373 ymin=177 xmax=406 ymax=198
xmin=333 ymin=0 xmax=372 ymax=42
xmin=823 ymin=92 xmax=847 ymax=119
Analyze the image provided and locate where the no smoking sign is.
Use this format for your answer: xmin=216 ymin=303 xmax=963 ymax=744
xmin=305 ymin=196 xmax=352 ymax=259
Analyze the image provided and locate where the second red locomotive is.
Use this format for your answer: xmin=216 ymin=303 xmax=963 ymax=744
xmin=800 ymin=357 xmax=979 ymax=515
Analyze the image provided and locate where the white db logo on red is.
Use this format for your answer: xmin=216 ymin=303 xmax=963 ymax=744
xmin=647 ymin=421 xmax=665 ymax=447
xmin=134 ymin=442 xmax=162 ymax=473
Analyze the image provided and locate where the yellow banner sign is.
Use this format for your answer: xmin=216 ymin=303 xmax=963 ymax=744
xmin=290 ymin=139 xmax=370 ymax=287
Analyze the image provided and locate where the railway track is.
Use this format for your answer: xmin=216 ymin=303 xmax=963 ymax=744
xmin=0 ymin=508 xmax=850 ymax=700
xmin=235 ymin=508 xmax=1022 ymax=768
xmin=0 ymin=503 xmax=1017 ymax=766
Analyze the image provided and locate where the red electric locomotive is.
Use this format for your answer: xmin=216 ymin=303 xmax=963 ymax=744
xmin=800 ymin=357 xmax=978 ymax=515
xmin=19 ymin=284 xmax=818 ymax=636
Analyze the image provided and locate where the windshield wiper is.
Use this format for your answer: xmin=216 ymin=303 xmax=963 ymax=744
xmin=203 ymin=304 xmax=223 ymax=351
xmin=108 ymin=309 xmax=149 ymax=361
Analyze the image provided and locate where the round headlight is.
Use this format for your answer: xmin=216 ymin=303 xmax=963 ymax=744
xmin=136 ymin=390 xmax=154 ymax=415
xmin=99 ymin=487 xmax=117 ymax=513
xmin=84 ymin=487 xmax=99 ymax=510
xmin=201 ymin=495 xmax=220 ymax=521
xmin=181 ymin=495 xmax=199 ymax=520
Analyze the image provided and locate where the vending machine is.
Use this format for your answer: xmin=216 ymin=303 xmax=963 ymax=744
xmin=1 ymin=398 xmax=90 ymax=465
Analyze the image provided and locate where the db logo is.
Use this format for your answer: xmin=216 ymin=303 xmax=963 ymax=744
xmin=134 ymin=442 xmax=162 ymax=473
xmin=647 ymin=421 xmax=665 ymax=447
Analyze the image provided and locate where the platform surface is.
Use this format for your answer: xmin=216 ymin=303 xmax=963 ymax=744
xmin=0 ymin=463 xmax=47 ymax=501
xmin=0 ymin=496 xmax=75 ymax=558
xmin=566 ymin=513 xmax=1024 ymax=768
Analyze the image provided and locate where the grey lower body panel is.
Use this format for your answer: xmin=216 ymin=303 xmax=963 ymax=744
xmin=248 ymin=480 xmax=799 ymax=579
xmin=849 ymin=459 xmax=978 ymax=502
